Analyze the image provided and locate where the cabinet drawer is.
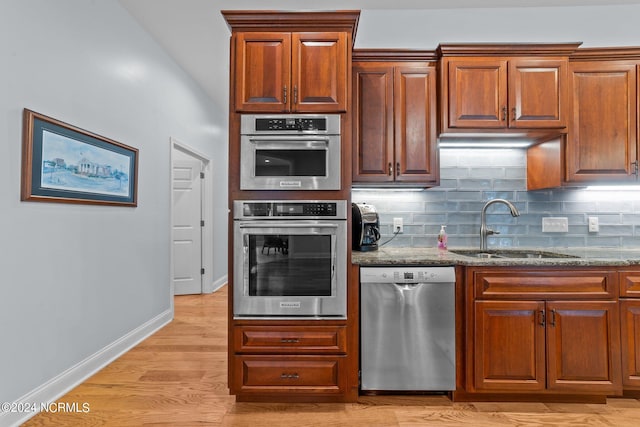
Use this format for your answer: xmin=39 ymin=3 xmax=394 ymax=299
xmin=234 ymin=326 xmax=347 ymax=354
xmin=620 ymin=271 xmax=640 ymax=298
xmin=473 ymin=269 xmax=617 ymax=300
xmin=233 ymin=355 xmax=346 ymax=395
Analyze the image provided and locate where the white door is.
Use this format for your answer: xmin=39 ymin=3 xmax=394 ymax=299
xmin=172 ymin=159 xmax=203 ymax=295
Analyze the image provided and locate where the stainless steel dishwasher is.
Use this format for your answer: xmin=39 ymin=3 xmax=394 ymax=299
xmin=360 ymin=266 xmax=456 ymax=391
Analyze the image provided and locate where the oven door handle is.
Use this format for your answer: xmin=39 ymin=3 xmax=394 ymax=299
xmin=238 ymin=222 xmax=340 ymax=229
xmin=247 ymin=136 xmax=333 ymax=142
xmin=247 ymin=136 xmax=331 ymax=148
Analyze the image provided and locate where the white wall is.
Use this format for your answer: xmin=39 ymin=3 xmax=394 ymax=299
xmin=356 ymin=5 xmax=640 ymax=48
xmin=0 ymin=0 xmax=226 ymax=418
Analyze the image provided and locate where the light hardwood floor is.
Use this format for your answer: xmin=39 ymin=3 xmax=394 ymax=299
xmin=23 ymin=286 xmax=640 ymax=426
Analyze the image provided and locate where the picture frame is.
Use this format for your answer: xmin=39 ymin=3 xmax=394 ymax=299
xmin=21 ymin=109 xmax=138 ymax=206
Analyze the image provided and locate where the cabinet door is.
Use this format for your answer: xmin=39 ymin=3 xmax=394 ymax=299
xmin=291 ymin=32 xmax=347 ymax=112
xmin=352 ymin=63 xmax=394 ymax=182
xmin=446 ymin=59 xmax=508 ymax=128
xmin=234 ymin=32 xmax=291 ymax=112
xmin=508 ymin=58 xmax=567 ymax=128
xmin=621 ymin=300 xmax=640 ymax=388
xmin=394 ymin=65 xmax=438 ymax=184
xmin=566 ymin=62 xmax=638 ymax=183
xmin=546 ymin=301 xmax=622 ymax=393
xmin=474 ymin=300 xmax=546 ymax=391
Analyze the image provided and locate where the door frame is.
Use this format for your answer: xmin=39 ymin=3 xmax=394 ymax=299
xmin=170 ymin=137 xmax=213 ymax=296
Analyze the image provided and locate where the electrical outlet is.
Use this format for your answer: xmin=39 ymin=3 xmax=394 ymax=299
xmin=588 ymin=216 xmax=599 ymax=233
xmin=542 ymin=217 xmax=569 ymax=233
xmin=393 ymin=218 xmax=403 ymax=233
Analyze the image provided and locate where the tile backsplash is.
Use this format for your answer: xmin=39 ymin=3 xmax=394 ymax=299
xmin=352 ymin=148 xmax=640 ymax=249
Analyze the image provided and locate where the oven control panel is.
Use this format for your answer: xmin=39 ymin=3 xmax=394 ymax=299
xmin=241 ymin=114 xmax=340 ymax=135
xmin=274 ymin=202 xmax=336 ymax=216
xmin=255 ymin=117 xmax=327 ymax=132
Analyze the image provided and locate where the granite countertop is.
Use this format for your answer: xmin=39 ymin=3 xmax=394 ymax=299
xmin=352 ymin=246 xmax=640 ymax=267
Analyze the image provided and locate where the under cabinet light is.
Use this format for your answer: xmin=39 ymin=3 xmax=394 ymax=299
xmin=351 ymin=187 xmax=425 ymax=192
xmin=438 ymin=140 xmax=531 ymax=148
xmin=585 ymin=185 xmax=640 ymax=191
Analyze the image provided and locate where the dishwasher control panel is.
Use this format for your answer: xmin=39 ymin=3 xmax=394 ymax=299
xmin=360 ymin=266 xmax=455 ymax=284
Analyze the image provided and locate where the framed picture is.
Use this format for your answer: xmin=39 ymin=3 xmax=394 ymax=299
xmin=21 ymin=109 xmax=138 ymax=206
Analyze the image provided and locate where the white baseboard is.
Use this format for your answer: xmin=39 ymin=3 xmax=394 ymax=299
xmin=205 ymin=274 xmax=228 ymax=293
xmin=1 ymin=308 xmax=173 ymax=427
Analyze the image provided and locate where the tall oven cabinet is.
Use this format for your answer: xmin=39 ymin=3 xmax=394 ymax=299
xmin=222 ymin=10 xmax=360 ymax=403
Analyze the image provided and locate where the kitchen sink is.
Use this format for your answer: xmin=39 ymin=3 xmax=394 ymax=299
xmin=450 ymin=249 xmax=578 ymax=259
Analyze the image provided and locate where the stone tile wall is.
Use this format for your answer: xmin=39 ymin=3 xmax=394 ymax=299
xmin=352 ymin=148 xmax=640 ymax=249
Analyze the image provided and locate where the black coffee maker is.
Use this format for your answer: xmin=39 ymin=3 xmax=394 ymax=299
xmin=352 ymin=202 xmax=381 ymax=251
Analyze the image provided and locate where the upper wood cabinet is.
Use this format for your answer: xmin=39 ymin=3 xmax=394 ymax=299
xmin=445 ymin=58 xmax=567 ymax=129
xmin=438 ymin=43 xmax=581 ymax=134
xmin=529 ymin=49 xmax=640 ymax=189
xmin=234 ymin=31 xmax=348 ymax=113
xmin=223 ymin=10 xmax=359 ymax=114
xmin=565 ymin=59 xmax=639 ymax=183
xmin=352 ymin=51 xmax=438 ymax=186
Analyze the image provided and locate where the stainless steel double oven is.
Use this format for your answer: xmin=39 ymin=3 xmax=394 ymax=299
xmin=233 ymin=200 xmax=347 ymax=319
xmin=234 ymin=114 xmax=346 ymax=319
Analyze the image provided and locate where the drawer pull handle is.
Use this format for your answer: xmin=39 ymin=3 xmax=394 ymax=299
xmin=550 ymin=309 xmax=557 ymax=327
xmin=539 ymin=310 xmax=546 ymax=326
xmin=280 ymin=373 xmax=300 ymax=379
xmin=280 ymin=338 xmax=300 ymax=343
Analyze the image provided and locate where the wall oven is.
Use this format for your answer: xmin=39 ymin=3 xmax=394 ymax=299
xmin=233 ymin=200 xmax=347 ymax=319
xmin=240 ymin=114 xmax=341 ymax=190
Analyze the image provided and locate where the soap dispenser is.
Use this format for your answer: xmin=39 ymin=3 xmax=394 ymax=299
xmin=437 ymin=225 xmax=448 ymax=251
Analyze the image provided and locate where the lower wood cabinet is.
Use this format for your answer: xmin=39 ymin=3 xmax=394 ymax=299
xmin=464 ymin=267 xmax=623 ymax=399
xmin=474 ymin=300 xmax=621 ymax=394
xmin=229 ymin=324 xmax=354 ymax=401
xmin=620 ymin=270 xmax=640 ymax=390
xmin=620 ymin=300 xmax=640 ymax=389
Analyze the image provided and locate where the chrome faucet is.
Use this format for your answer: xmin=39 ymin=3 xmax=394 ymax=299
xmin=480 ymin=199 xmax=520 ymax=251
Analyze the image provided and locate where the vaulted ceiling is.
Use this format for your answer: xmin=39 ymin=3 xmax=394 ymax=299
xmin=119 ymin=0 xmax=640 ymax=101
